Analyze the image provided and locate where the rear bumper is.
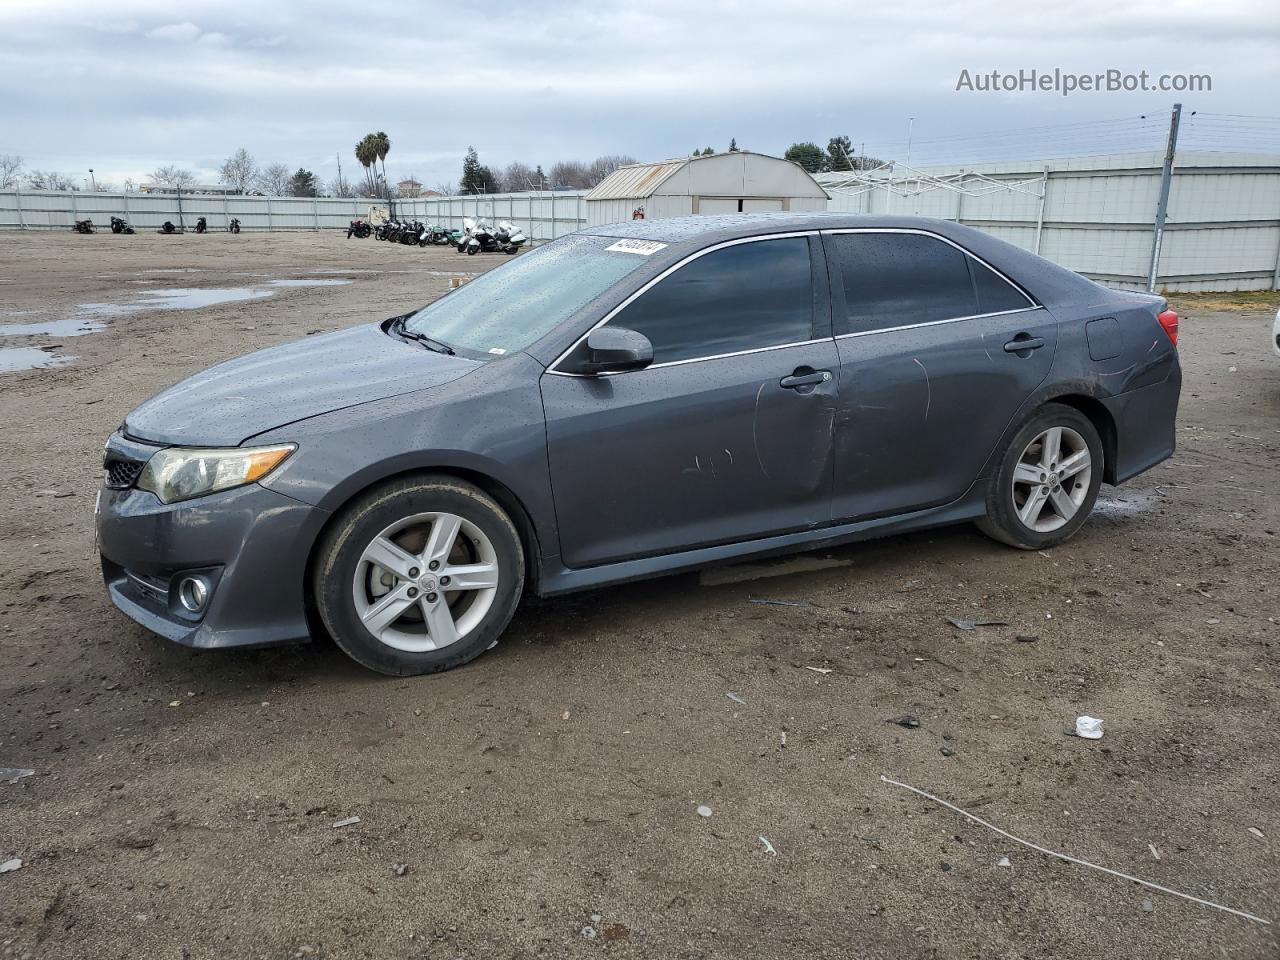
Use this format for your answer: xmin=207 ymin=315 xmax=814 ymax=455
xmin=98 ymin=480 xmax=328 ymax=649
xmin=1103 ymin=357 xmax=1182 ymax=484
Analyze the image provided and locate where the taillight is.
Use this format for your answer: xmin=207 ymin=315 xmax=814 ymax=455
xmin=1157 ymin=309 xmax=1179 ymax=347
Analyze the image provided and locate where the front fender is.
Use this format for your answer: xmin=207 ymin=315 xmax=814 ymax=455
xmin=255 ymin=354 xmax=560 ymax=560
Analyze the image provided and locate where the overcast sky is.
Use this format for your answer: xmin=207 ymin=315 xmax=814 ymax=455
xmin=1 ymin=0 xmax=1277 ymax=190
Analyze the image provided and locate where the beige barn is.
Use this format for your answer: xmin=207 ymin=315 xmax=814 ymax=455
xmin=584 ymin=152 xmax=829 ymax=226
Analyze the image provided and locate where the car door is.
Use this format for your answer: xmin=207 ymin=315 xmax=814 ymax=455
xmin=822 ymin=229 xmax=1058 ymax=522
xmin=540 ymin=234 xmax=839 ymax=569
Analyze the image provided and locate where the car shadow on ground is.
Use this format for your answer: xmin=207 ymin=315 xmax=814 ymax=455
xmin=127 ymin=519 xmax=1024 ymax=691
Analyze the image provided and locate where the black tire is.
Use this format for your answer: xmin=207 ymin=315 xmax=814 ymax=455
xmin=313 ymin=475 xmax=525 ymax=676
xmin=466 ymin=245 xmax=479 ymax=256
xmin=976 ymin=402 xmax=1104 ymax=550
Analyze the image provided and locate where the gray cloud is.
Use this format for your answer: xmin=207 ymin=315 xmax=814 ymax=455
xmin=0 ymin=0 xmax=1276 ymax=189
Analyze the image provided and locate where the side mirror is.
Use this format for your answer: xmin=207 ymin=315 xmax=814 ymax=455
xmin=575 ymin=327 xmax=654 ymax=375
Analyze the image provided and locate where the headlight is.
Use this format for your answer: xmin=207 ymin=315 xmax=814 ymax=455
xmin=137 ymin=444 xmax=296 ymax=504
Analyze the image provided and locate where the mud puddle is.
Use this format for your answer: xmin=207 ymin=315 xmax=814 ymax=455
xmin=0 ymin=346 xmax=72 ymax=373
xmin=0 ymin=279 xmax=354 ymax=371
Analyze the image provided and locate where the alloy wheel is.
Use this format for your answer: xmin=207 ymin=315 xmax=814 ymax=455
xmin=352 ymin=511 xmax=499 ymax=652
xmin=1010 ymin=426 xmax=1092 ymax=532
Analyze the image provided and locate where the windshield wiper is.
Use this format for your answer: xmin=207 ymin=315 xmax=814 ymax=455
xmin=391 ymin=316 xmax=455 ymax=355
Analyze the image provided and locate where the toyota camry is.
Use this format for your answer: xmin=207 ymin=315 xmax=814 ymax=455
xmin=97 ymin=213 xmax=1181 ymax=675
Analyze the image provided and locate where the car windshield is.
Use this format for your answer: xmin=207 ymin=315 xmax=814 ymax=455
xmin=402 ymin=234 xmax=657 ymax=356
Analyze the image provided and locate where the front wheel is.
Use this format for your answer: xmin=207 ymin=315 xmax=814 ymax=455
xmin=976 ymin=403 xmax=1103 ymax=550
xmin=313 ymin=475 xmax=525 ymax=676
xmin=466 ymin=245 xmax=479 ymax=255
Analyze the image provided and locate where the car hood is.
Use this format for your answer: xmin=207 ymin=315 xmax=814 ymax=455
xmin=124 ymin=323 xmax=480 ymax=446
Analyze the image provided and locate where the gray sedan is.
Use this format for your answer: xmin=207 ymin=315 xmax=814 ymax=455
xmin=97 ymin=213 xmax=1181 ymax=675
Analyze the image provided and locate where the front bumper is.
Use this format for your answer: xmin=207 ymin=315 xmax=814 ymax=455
xmin=97 ymin=469 xmax=328 ymax=650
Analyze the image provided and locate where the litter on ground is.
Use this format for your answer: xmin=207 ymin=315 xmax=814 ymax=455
xmin=879 ymin=774 xmax=1270 ymax=926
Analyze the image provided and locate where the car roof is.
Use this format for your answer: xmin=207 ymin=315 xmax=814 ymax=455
xmin=583 ymin=212 xmax=1107 ymax=311
xmin=583 ymin=212 xmax=963 ymax=244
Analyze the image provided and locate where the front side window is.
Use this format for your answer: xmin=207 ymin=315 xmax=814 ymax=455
xmin=604 ymin=236 xmax=814 ymax=366
xmin=404 ymin=234 xmax=652 ymax=356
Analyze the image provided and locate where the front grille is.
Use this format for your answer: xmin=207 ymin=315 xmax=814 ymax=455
xmin=105 ymin=457 xmax=144 ymax=489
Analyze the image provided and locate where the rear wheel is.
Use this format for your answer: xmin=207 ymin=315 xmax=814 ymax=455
xmin=313 ymin=476 xmax=524 ymax=676
xmin=976 ymin=403 xmax=1103 ymax=550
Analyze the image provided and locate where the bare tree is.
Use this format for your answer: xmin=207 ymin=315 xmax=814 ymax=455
xmin=149 ymin=165 xmax=196 ymax=189
xmin=94 ymin=180 xmax=116 ymax=193
xmin=123 ymin=178 xmax=137 ymax=193
xmin=0 ymin=154 xmax=23 ymax=189
xmin=219 ymin=148 xmax=257 ymax=194
xmin=585 ymin=154 xmax=635 ymax=186
xmin=433 ymin=181 xmax=456 ymax=196
xmin=499 ymin=162 xmax=535 ymax=193
xmin=254 ymin=163 xmax=291 ymax=196
xmin=328 ymin=173 xmax=356 ymax=198
xmin=27 ymin=170 xmax=77 ymax=190
xmin=549 ymin=160 xmax=591 ymax=190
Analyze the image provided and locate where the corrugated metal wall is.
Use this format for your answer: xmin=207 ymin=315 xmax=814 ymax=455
xmin=3 ymin=151 xmax=1279 ymax=291
xmin=822 ymin=152 xmax=1280 ymax=292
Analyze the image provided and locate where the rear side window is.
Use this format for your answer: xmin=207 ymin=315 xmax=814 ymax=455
xmin=828 ymin=232 xmax=975 ymax=334
xmin=827 ymin=232 xmax=1033 ymax=335
xmin=605 ymin=236 xmax=813 ymax=365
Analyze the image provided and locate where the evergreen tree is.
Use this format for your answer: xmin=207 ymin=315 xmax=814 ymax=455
xmin=289 ymin=168 xmax=318 ymax=197
xmin=826 ymin=136 xmax=854 ymax=172
xmin=461 ymin=146 xmax=484 ymax=194
xmin=784 ymin=141 xmax=826 ymax=173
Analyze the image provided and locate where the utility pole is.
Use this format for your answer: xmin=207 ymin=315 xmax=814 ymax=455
xmin=906 ymin=118 xmax=915 ymax=167
xmin=336 ymin=152 xmax=343 ymax=194
xmin=88 ymin=168 xmax=96 ymax=191
xmin=1147 ymin=102 xmax=1182 ymax=293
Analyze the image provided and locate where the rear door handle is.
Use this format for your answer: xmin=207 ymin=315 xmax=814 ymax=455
xmin=1004 ymin=335 xmax=1046 ymax=353
xmin=780 ymin=370 xmax=832 ymax=389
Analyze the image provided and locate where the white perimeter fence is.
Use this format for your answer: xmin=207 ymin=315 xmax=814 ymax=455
xmin=3 ymin=149 xmax=1279 ymax=291
xmin=0 ymin=189 xmax=588 ymax=245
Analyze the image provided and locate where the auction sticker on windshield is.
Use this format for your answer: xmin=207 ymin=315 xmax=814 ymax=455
xmin=605 ymin=239 xmax=668 ymax=255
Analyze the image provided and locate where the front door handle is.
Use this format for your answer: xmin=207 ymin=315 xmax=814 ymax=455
xmin=1004 ymin=334 xmax=1046 ymax=353
xmin=780 ymin=369 xmax=832 ymax=389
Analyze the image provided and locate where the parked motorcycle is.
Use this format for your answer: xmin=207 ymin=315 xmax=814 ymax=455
xmin=192 ymin=217 xmax=207 ymax=234
xmin=347 ymin=218 xmax=371 ymax=239
xmin=72 ymin=219 xmax=94 ymax=234
xmin=158 ymin=221 xmax=180 ymax=234
xmin=400 ymin=220 xmax=425 ymax=246
xmin=425 ymin=224 xmax=458 ymax=246
xmin=459 ymin=217 xmax=526 ymax=255
xmin=109 ymin=216 xmax=134 ymax=234
xmin=228 ymin=218 xmax=241 ymax=234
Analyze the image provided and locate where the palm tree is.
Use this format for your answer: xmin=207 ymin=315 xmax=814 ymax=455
xmin=354 ymin=136 xmax=376 ymax=194
xmin=372 ymin=131 xmax=390 ymax=199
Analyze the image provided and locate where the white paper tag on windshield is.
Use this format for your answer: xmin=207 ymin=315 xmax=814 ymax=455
xmin=606 ymin=239 xmax=668 ymax=256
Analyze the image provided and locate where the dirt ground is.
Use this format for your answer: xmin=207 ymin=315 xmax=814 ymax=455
xmin=0 ymin=231 xmax=1277 ymax=960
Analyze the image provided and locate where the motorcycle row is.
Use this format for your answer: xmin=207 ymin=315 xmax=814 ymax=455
xmin=347 ymin=216 xmax=526 ymax=255
xmin=72 ymin=216 xmax=242 ymax=235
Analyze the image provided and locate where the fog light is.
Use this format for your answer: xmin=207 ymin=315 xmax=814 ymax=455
xmin=177 ymin=576 xmax=210 ymax=613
